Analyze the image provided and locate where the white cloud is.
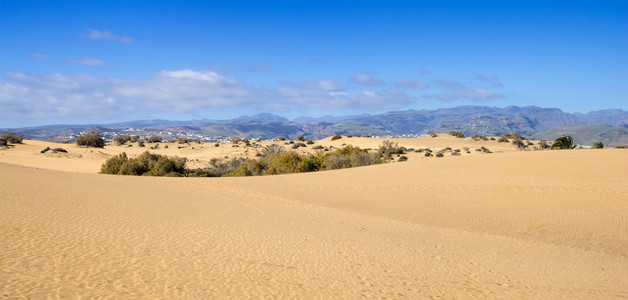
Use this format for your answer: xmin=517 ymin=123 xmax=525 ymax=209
xmin=277 ymin=88 xmax=414 ymax=110
xmin=66 ymin=58 xmax=107 ymax=66
xmin=422 ymin=88 xmax=505 ymax=102
xmin=0 ymin=69 xmax=417 ymax=124
xmin=395 ymin=79 xmax=429 ymax=89
xmin=83 ymin=29 xmax=133 ymax=44
xmin=351 ymin=71 xmax=384 ymax=86
xmin=419 ymin=67 xmax=432 ymax=75
xmin=30 ymin=53 xmax=52 ymax=60
xmin=303 ymin=80 xmax=345 ymax=91
xmin=423 ymin=79 xmax=505 ymax=101
xmin=474 ymin=73 xmax=503 ymax=87
xmin=0 ymin=70 xmax=256 ymax=121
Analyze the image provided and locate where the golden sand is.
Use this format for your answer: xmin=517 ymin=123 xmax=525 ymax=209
xmin=0 ymin=137 xmax=626 ymax=298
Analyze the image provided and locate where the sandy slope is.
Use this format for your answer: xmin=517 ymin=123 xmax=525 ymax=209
xmin=0 ymin=139 xmax=627 ymax=298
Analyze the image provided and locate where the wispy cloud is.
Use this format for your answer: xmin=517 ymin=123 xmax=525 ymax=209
xmin=308 ymin=57 xmax=326 ymax=63
xmin=66 ymin=58 xmax=108 ymax=66
xmin=83 ymin=29 xmax=133 ymax=44
xmin=30 ymin=53 xmax=52 ymax=61
xmin=419 ymin=67 xmax=432 ymax=75
xmin=276 ymin=88 xmax=414 ymax=110
xmin=0 ymin=69 xmax=417 ymax=123
xmin=474 ymin=73 xmax=502 ymax=87
xmin=423 ymin=79 xmax=505 ymax=102
xmin=0 ymin=70 xmax=255 ymax=121
xmin=351 ymin=71 xmax=384 ymax=86
xmin=395 ymin=79 xmax=429 ymax=89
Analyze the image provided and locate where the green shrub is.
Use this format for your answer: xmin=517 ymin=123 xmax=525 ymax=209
xmin=226 ymin=165 xmax=252 ymax=177
xmin=512 ymin=134 xmax=526 ymax=150
xmin=551 ymin=135 xmax=576 ymax=149
xmin=114 ymin=135 xmax=132 ymax=145
xmin=297 ymin=135 xmax=305 ymax=141
xmin=378 ymin=140 xmax=405 ymax=159
xmin=449 ymin=131 xmax=465 ymax=138
xmin=0 ymin=132 xmax=23 ymax=144
xmin=424 ymin=152 xmax=432 ymax=157
xmin=0 ymin=139 xmax=6 ymax=147
xmin=429 ymin=133 xmax=437 ymax=138
xmin=398 ymin=156 xmax=408 ymax=162
xmin=312 ymin=145 xmax=324 ymax=150
xmin=278 ymin=136 xmax=286 ymax=141
xmin=100 ymin=151 xmax=186 ymax=176
xmin=76 ymin=131 xmax=104 ymax=148
xmin=306 ymin=140 xmax=314 ymax=145
xmin=176 ymin=138 xmax=190 ymax=144
xmin=471 ymin=135 xmax=488 ymax=141
xmin=331 ymin=134 xmax=342 ymax=141
xmin=147 ymin=135 xmax=162 ymax=143
xmin=616 ymin=145 xmax=627 ymax=149
xmin=435 ymin=152 xmax=444 ymax=157
xmin=592 ymin=142 xmax=604 ymax=149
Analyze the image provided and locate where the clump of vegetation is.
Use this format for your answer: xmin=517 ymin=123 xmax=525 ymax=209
xmin=76 ymin=131 xmax=104 ymax=148
xmin=101 ymin=151 xmax=187 ymax=176
xmin=331 ymin=134 xmax=342 ymax=141
xmin=449 ymin=131 xmax=465 ymax=138
xmin=312 ymin=145 xmax=324 ymax=150
xmin=471 ymin=135 xmax=488 ymax=141
xmin=592 ymin=142 xmax=604 ymax=149
xmin=429 ymin=133 xmax=437 ymax=138
xmin=616 ymin=145 xmax=627 ymax=149
xmin=511 ymin=134 xmax=526 ymax=150
xmin=551 ymin=135 xmax=576 ymax=149
xmin=0 ymin=139 xmax=7 ymax=147
xmin=40 ymin=147 xmax=68 ymax=154
xmin=278 ymin=136 xmax=286 ymax=141
xmin=306 ymin=139 xmax=314 ymax=145
xmin=1 ymin=132 xmax=23 ymax=144
xmin=114 ymin=135 xmax=132 ymax=145
xmin=147 ymin=135 xmax=162 ymax=143
xmin=176 ymin=138 xmax=190 ymax=144
xmin=377 ymin=140 xmax=405 ymax=159
xmin=424 ymin=152 xmax=432 ymax=157
xmin=435 ymin=152 xmax=444 ymax=157
xmin=398 ymin=156 xmax=408 ymax=162
xmin=297 ymin=135 xmax=305 ymax=141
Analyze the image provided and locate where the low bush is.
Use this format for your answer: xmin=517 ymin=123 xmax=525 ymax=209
xmin=398 ymin=156 xmax=408 ymax=162
xmin=592 ymin=142 xmax=604 ymax=149
xmin=306 ymin=140 xmax=314 ymax=145
xmin=312 ymin=145 xmax=324 ymax=150
xmin=471 ymin=135 xmax=488 ymax=141
xmin=429 ymin=133 xmax=437 ymax=138
xmin=0 ymin=132 xmax=23 ymax=144
xmin=278 ymin=136 xmax=286 ymax=141
xmin=114 ymin=135 xmax=132 ymax=145
xmin=435 ymin=152 xmax=444 ymax=157
xmin=147 ymin=135 xmax=162 ymax=143
xmin=101 ymin=151 xmax=186 ymax=176
xmin=551 ymin=135 xmax=576 ymax=149
xmin=331 ymin=134 xmax=342 ymax=141
xmin=449 ymin=131 xmax=465 ymax=138
xmin=76 ymin=131 xmax=104 ymax=148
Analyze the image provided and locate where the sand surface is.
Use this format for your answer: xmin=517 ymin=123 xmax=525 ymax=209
xmin=1 ymin=137 xmax=627 ymax=298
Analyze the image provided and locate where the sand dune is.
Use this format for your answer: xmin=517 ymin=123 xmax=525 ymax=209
xmin=0 ymin=137 xmax=627 ymax=298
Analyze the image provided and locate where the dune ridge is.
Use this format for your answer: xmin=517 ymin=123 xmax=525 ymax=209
xmin=1 ymin=138 xmax=627 ymax=298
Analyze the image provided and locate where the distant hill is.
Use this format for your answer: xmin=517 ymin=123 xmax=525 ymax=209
xmin=3 ymin=105 xmax=628 ymax=141
xmin=532 ymin=124 xmax=628 ymax=147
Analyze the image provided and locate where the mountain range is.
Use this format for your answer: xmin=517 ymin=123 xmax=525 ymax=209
xmin=3 ymin=105 xmax=628 ymax=145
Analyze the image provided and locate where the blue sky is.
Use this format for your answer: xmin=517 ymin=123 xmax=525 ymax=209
xmin=1 ymin=0 xmax=626 ymax=127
